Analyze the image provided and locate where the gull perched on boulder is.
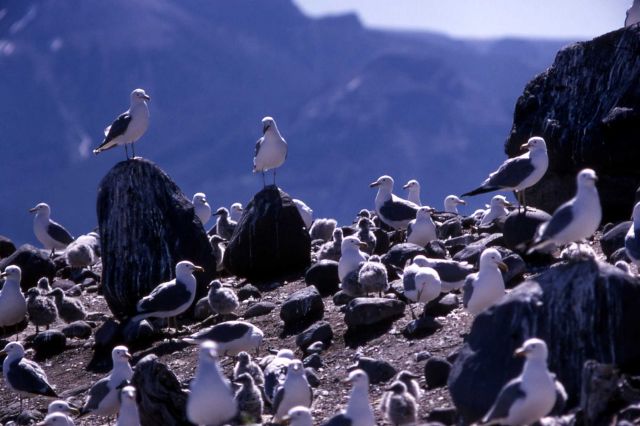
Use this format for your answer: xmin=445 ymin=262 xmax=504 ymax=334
xmin=93 ymin=88 xmax=150 ymax=159
xmin=462 ymin=136 xmax=548 ymax=209
xmin=463 ymin=248 xmax=508 ymax=316
xmin=370 ymin=175 xmax=419 ymax=230
xmin=192 ymin=192 xmax=212 ymax=226
xmin=29 ymin=203 xmax=74 ymax=257
xmin=253 ymin=116 xmax=288 ymax=186
xmin=480 ymin=195 xmax=513 ymax=227
xmin=482 ymin=338 xmax=559 ymax=425
xmin=528 ymin=169 xmax=601 ymax=254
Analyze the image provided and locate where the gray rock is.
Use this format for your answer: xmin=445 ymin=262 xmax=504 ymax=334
xmin=61 ymin=321 xmax=92 ymax=339
xmin=423 ymin=356 xmax=451 ymax=389
xmin=402 ymin=316 xmax=442 ymax=339
xmin=601 ymin=221 xmax=631 ymax=259
xmin=332 ymin=290 xmax=354 ymax=306
xmin=382 ymin=243 xmax=427 ymax=270
xmin=437 ymin=217 xmax=463 ymax=240
xmin=237 ymin=284 xmax=261 ymax=301
xmin=444 ymin=234 xmax=479 ymax=256
xmin=373 ymin=228 xmax=391 ymax=255
xmin=305 ymin=367 xmax=321 ymax=388
xmin=344 ymin=297 xmax=404 ymax=328
xmin=97 ymin=159 xmax=216 ymax=319
xmin=349 ymin=357 xmax=397 ymax=384
xmin=303 ymin=353 xmax=323 ymax=369
xmin=498 ymin=249 xmax=527 ymax=288
xmin=243 ymin=301 xmax=276 ymax=319
xmin=502 ymin=209 xmax=552 ymax=253
xmin=94 ymin=318 xmax=122 ymax=349
xmin=32 ymin=330 xmax=66 ymax=358
xmin=193 ymin=297 xmax=213 ymax=321
xmin=452 ymin=233 xmax=504 ymax=264
xmin=424 ymin=293 xmax=459 ymax=317
xmin=123 ymin=319 xmax=158 ymax=348
xmin=280 ymin=286 xmax=324 ymax=324
xmin=305 ymin=260 xmax=340 ymax=296
xmin=0 ymin=235 xmax=16 ymax=259
xmin=0 ymin=244 xmax=55 ymax=291
xmin=224 ymin=185 xmax=311 ymax=282
xmin=426 ymin=407 xmax=457 ymax=426
xmin=425 ymin=241 xmax=447 ymax=259
xmin=448 ymin=259 xmax=640 ymax=423
xmin=295 ymin=321 xmax=333 ymax=351
xmin=610 ymin=247 xmax=632 ymax=264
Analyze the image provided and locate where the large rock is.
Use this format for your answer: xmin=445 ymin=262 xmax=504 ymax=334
xmin=0 ymin=245 xmax=55 ymax=291
xmin=452 ymin=233 xmax=504 ymax=264
xmin=224 ymin=185 xmax=311 ymax=282
xmin=381 ymin=243 xmax=426 ymax=269
xmin=96 ymin=159 xmax=216 ymax=319
xmin=0 ymin=236 xmax=16 ymax=259
xmin=305 ymin=260 xmax=340 ymax=296
xmin=505 ymin=26 xmax=640 ymax=221
xmin=502 ymin=209 xmax=552 ymax=253
xmin=601 ymin=221 xmax=632 ymax=259
xmin=280 ymin=286 xmax=324 ymax=325
xmin=448 ymin=260 xmax=640 ymax=423
xmin=344 ymin=297 xmax=405 ymax=328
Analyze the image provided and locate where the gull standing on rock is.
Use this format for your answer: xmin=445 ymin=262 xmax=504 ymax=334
xmin=0 ymin=265 xmax=27 ymax=329
xmin=230 ymin=202 xmax=244 ymax=222
xmin=403 ymin=179 xmax=422 ymax=206
xmin=370 ymin=175 xmax=419 ymax=230
xmin=192 ymin=193 xmax=212 ymax=226
xmin=528 ymin=169 xmax=601 ymax=254
xmin=463 ymin=248 xmax=508 ymax=316
xmin=480 ymin=195 xmax=513 ymax=226
xmin=93 ymin=88 xmax=150 ymax=159
xmin=132 ymin=261 xmax=203 ymax=329
xmin=402 ymin=256 xmax=441 ymax=317
xmin=624 ymin=201 xmax=640 ymax=267
xmin=462 ymin=136 xmax=548 ymax=209
xmin=80 ymin=346 xmax=133 ymax=418
xmin=321 ymin=369 xmax=375 ymax=426
xmin=253 ymin=116 xmax=288 ymax=186
xmin=29 ymin=203 xmax=74 ymax=257
xmin=1 ymin=342 xmax=57 ymax=409
xmin=338 ymin=236 xmax=369 ymax=282
xmin=482 ymin=338 xmax=558 ymax=426
xmin=444 ymin=195 xmax=466 ymax=214
xmin=272 ymin=360 xmax=313 ymax=423
xmin=406 ymin=206 xmax=437 ymax=247
xmin=188 ymin=341 xmax=238 ymax=426
xmin=214 ymin=207 xmax=237 ymax=240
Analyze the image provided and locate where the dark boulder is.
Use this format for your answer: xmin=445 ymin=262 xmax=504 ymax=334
xmin=424 ymin=294 xmax=459 ymax=317
xmin=280 ymin=286 xmax=324 ymax=325
xmin=0 ymin=245 xmax=55 ymax=291
xmin=349 ymin=356 xmax=397 ymax=384
xmin=444 ymin=234 xmax=480 ymax=256
xmin=96 ymin=159 xmax=216 ymax=319
xmin=601 ymin=221 xmax=632 ymax=259
xmin=402 ymin=315 xmax=442 ymax=339
xmin=224 ymin=185 xmax=311 ymax=282
xmin=61 ymin=321 xmax=93 ymax=339
xmin=305 ymin=260 xmax=340 ymax=296
xmin=244 ymin=301 xmax=276 ymax=319
xmin=373 ymin=228 xmax=391 ymax=255
xmin=425 ymin=241 xmax=447 ymax=259
xmin=424 ymin=356 xmax=452 ymax=389
xmin=505 ymin=26 xmax=640 ymax=221
xmin=237 ymin=284 xmax=261 ymax=301
xmin=381 ymin=243 xmax=426 ymax=269
xmin=344 ymin=297 xmax=404 ymax=328
xmin=452 ymin=233 xmax=504 ymax=264
xmin=332 ymin=290 xmax=354 ymax=306
xmin=448 ymin=260 xmax=640 ymax=423
xmin=0 ymin=236 xmax=16 ymax=259
xmin=295 ymin=321 xmax=333 ymax=351
xmin=437 ymin=217 xmax=463 ymax=240
xmin=32 ymin=330 xmax=66 ymax=358
xmin=502 ymin=209 xmax=552 ymax=253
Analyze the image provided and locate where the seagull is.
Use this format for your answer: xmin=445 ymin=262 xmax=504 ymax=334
xmin=47 ymin=288 xmax=87 ymax=323
xmin=132 ymin=261 xmax=203 ymax=329
xmin=187 ymin=341 xmax=238 ymax=426
xmin=444 ymin=195 xmax=466 ymax=214
xmin=253 ymin=116 xmax=288 ymax=186
xmin=29 ymin=203 xmax=74 ymax=257
xmin=625 ymin=201 xmax=640 ymax=266
xmin=402 ymin=257 xmax=441 ymax=318
xmin=310 ymin=218 xmax=337 ymax=242
xmin=320 ymin=369 xmax=375 ymax=426
xmin=234 ymin=372 xmax=264 ymax=424
xmin=36 ymin=413 xmax=75 ymax=426
xmin=207 ymin=280 xmax=239 ymax=318
xmin=356 ymin=217 xmax=377 ymax=255
xmin=93 ymin=88 xmax=150 ymax=159
xmin=26 ymin=287 xmax=58 ymax=334
xmin=528 ymin=169 xmax=601 ymax=254
xmin=37 ymin=277 xmax=53 ymax=294
xmin=480 ymin=195 xmax=513 ymax=226
xmin=285 ymin=406 xmax=314 ymax=426
xmin=463 ymin=248 xmax=508 ymax=316
xmin=293 ymin=198 xmax=314 ymax=229
xmin=407 ymin=206 xmax=437 ymax=247
xmin=370 ymin=175 xmax=419 ymax=230
xmin=183 ymin=320 xmax=264 ymax=356
xmin=379 ymin=371 xmax=422 ymax=417
xmin=233 ymin=351 xmax=265 ymax=387
xmin=116 ymin=386 xmax=141 ymax=426
xmin=192 ymin=192 xmax=212 ymax=226
xmin=412 ymin=256 xmax=474 ymax=293
xmin=318 ymin=228 xmax=343 ymax=262
xmin=402 ymin=179 xmax=422 ymax=206
xmin=482 ymin=338 xmax=558 ymax=426
xmin=264 ymin=349 xmax=295 ymax=405
xmin=380 ymin=381 xmax=417 ymax=426
xmin=64 ymin=232 xmax=100 ymax=269
xmin=272 ymin=360 xmax=313 ymax=422
xmin=230 ymin=202 xmax=244 ymax=222
xmin=358 ymin=255 xmax=389 ymax=297
xmin=1 ymin=342 xmax=57 ymax=409
xmin=462 ymin=136 xmax=548 ymax=209
xmin=0 ymin=265 xmax=27 ymax=329
xmin=80 ymin=346 xmax=133 ymax=417
xmin=209 ymin=234 xmax=227 ymax=272
xmin=214 ymin=207 xmax=237 ymax=240
xmin=48 ymin=400 xmax=80 ymax=416
xmin=338 ymin=236 xmax=369 ymax=282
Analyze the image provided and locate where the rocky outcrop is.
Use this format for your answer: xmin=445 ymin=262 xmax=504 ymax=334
xmin=96 ymin=159 xmax=216 ymax=319
xmin=448 ymin=260 xmax=640 ymax=423
xmin=505 ymin=26 xmax=640 ymax=221
xmin=224 ymin=185 xmax=311 ymax=282
xmin=0 ymin=245 xmax=55 ymax=291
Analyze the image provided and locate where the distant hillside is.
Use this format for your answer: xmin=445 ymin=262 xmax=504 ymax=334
xmin=0 ymin=0 xmax=571 ymax=244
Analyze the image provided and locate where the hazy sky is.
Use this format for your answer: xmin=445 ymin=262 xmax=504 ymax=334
xmin=293 ymin=0 xmax=630 ymax=39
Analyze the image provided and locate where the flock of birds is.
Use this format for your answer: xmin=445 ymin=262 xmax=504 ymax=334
xmin=1 ymin=87 xmax=639 ymax=426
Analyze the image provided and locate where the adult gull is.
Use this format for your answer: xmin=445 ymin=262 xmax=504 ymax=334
xmin=272 ymin=360 xmax=313 ymax=422
xmin=480 ymin=195 xmax=513 ymax=226
xmin=192 ymin=192 xmax=212 ymax=226
xmin=370 ymin=175 xmax=419 ymax=230
xmin=320 ymin=369 xmax=375 ymax=426
xmin=412 ymin=256 xmax=474 ymax=293
xmin=29 ymin=203 xmax=74 ymax=256
xmin=1 ymin=342 xmax=57 ymax=409
xmin=0 ymin=265 xmax=27 ymax=328
xmin=80 ymin=346 xmax=133 ymax=417
xmin=184 ymin=320 xmax=264 ymax=356
xmin=444 ymin=195 xmax=466 ymax=214
xmin=463 ymin=248 xmax=507 ymax=316
xmin=402 ymin=179 xmax=422 ymax=206
xmin=338 ymin=236 xmax=369 ymax=282
xmin=253 ymin=116 xmax=288 ymax=186
xmin=406 ymin=206 xmax=437 ymax=247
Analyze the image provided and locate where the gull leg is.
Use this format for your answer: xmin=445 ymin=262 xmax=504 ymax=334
xmin=131 ymin=143 xmax=136 ymax=159
xmin=125 ymin=144 xmax=129 ymax=160
xmin=262 ymin=171 xmax=266 ymax=187
xmin=408 ymin=303 xmax=417 ymax=320
xmin=273 ymin=169 xmax=277 ymax=186
xmin=523 ymin=190 xmax=528 ymax=211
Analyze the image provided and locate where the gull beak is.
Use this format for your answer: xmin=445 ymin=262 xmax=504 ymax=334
xmin=68 ymin=407 xmax=80 ymax=415
xmin=457 ymin=199 xmax=467 ymax=205
xmin=592 ymin=176 xmax=599 ymax=182
xmin=358 ymin=242 xmax=369 ymax=250
xmin=503 ymin=201 xmax=514 ymax=208
xmin=426 ymin=207 xmax=436 ymax=213
xmin=520 ymin=142 xmax=530 ymax=151
xmin=0 ymin=350 xmax=6 ymax=356
xmin=29 ymin=207 xmax=37 ymax=213
xmin=514 ymin=347 xmax=527 ymax=357
xmin=369 ymin=181 xmax=380 ymax=188
xmin=124 ymin=352 xmax=132 ymax=359
xmin=193 ymin=266 xmax=204 ymax=272
xmin=402 ymin=183 xmax=410 ymax=189
xmin=497 ymin=261 xmax=509 ymax=272
xmin=143 ymin=94 xmax=151 ymax=100
xmin=342 ymin=377 xmax=352 ymax=384
xmin=0 ymin=272 xmax=6 ymax=279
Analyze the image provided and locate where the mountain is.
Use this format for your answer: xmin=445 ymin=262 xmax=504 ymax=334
xmin=0 ymin=0 xmax=570 ymax=244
